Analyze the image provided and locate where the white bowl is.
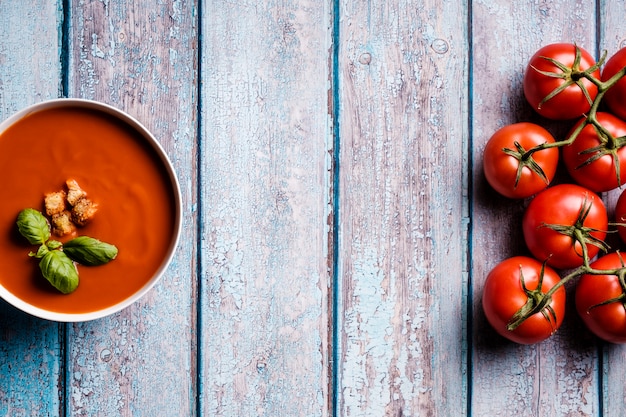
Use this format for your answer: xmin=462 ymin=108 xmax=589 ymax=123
xmin=0 ymin=99 xmax=182 ymax=321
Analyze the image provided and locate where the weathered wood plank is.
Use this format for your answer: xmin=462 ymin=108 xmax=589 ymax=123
xmin=64 ymin=1 xmax=198 ymax=415
xmin=0 ymin=1 xmax=65 ymax=416
xmin=198 ymin=0 xmax=332 ymax=415
xmin=336 ymin=0 xmax=469 ymax=415
xmin=471 ymin=1 xmax=600 ymax=415
xmin=599 ymin=3 xmax=626 ymax=416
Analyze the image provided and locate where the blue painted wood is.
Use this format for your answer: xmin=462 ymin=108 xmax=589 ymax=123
xmin=0 ymin=1 xmax=65 ymax=416
xmin=335 ymin=0 xmax=470 ymax=415
xmin=0 ymin=302 xmax=63 ymax=417
xmin=198 ymin=1 xmax=332 ymax=415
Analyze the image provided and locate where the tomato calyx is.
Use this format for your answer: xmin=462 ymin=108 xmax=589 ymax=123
xmin=572 ymin=124 xmax=626 ymax=187
xmin=587 ymin=269 xmax=626 ymax=313
xmin=576 ymin=133 xmax=626 ymax=187
xmin=540 ymin=197 xmax=611 ymax=262
xmin=507 ymin=260 xmax=558 ymax=331
xmin=501 ymin=140 xmax=551 ymax=188
xmin=573 ymin=124 xmax=626 ymax=162
xmin=584 ymin=255 xmax=626 ymax=313
xmin=531 ymin=46 xmax=605 ymax=111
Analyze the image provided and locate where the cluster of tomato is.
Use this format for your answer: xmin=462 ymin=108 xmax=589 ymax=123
xmin=481 ymin=43 xmax=626 ymax=345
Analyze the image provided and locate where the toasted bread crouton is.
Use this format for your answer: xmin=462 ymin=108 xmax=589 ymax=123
xmin=44 ymin=191 xmax=67 ymax=216
xmin=71 ymin=197 xmax=98 ymax=226
xmin=51 ymin=211 xmax=75 ymax=236
xmin=45 ymin=179 xmax=99 ymax=235
xmin=66 ymin=179 xmax=87 ymax=206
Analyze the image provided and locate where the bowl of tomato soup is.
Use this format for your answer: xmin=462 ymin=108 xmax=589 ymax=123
xmin=0 ymin=99 xmax=181 ymax=321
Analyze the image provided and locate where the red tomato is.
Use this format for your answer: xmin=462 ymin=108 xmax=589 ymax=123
xmin=601 ymin=47 xmax=626 ymax=121
xmin=522 ymin=184 xmax=608 ymax=269
xmin=576 ymin=252 xmax=626 ymax=343
xmin=562 ymin=112 xmax=626 ymax=192
xmin=482 ymin=256 xmax=565 ymax=344
xmin=615 ymin=188 xmax=626 ymax=244
xmin=523 ymin=43 xmax=599 ymax=120
xmin=483 ymin=123 xmax=559 ymax=199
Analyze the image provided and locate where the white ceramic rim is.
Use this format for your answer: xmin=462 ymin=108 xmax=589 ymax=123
xmin=0 ymin=98 xmax=183 ymax=322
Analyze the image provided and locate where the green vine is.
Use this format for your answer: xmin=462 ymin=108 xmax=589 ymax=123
xmin=507 ymin=46 xmax=626 ymax=330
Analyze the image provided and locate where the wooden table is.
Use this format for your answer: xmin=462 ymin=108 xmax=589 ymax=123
xmin=2 ymin=1 xmax=625 ymax=416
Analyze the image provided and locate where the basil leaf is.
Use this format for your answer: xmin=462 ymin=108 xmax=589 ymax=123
xmin=63 ymin=236 xmax=118 ymax=266
xmin=16 ymin=208 xmax=51 ymax=245
xmin=39 ymin=250 xmax=79 ymax=294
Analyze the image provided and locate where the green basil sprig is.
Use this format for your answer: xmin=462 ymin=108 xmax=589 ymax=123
xmin=15 ymin=208 xmax=118 ymax=294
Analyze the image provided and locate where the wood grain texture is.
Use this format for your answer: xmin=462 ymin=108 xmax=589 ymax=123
xmin=471 ymin=1 xmax=601 ymax=416
xmin=65 ymin=1 xmax=198 ymax=415
xmin=336 ymin=0 xmax=469 ymax=415
xmin=198 ymin=0 xmax=332 ymax=415
xmin=0 ymin=1 xmax=64 ymax=416
xmin=599 ymin=3 xmax=626 ymax=416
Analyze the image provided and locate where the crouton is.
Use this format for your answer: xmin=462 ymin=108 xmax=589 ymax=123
xmin=45 ymin=179 xmax=99 ymax=236
xmin=44 ymin=191 xmax=67 ymax=216
xmin=50 ymin=211 xmax=75 ymax=236
xmin=66 ymin=179 xmax=87 ymax=206
xmin=71 ymin=197 xmax=98 ymax=226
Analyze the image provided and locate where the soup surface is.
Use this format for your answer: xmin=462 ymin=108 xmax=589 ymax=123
xmin=0 ymin=105 xmax=177 ymax=314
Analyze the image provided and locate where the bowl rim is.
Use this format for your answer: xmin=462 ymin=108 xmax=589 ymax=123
xmin=0 ymin=98 xmax=183 ymax=322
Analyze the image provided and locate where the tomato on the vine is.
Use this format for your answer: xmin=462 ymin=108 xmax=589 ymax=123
xmin=562 ymin=112 xmax=626 ymax=192
xmin=523 ymin=43 xmax=599 ymax=120
xmin=522 ymin=184 xmax=608 ymax=270
xmin=575 ymin=252 xmax=626 ymax=343
xmin=483 ymin=123 xmax=559 ymax=199
xmin=601 ymin=47 xmax=626 ymax=121
xmin=482 ymin=256 xmax=565 ymax=344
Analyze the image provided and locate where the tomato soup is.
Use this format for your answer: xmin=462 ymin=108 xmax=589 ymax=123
xmin=0 ymin=103 xmax=179 ymax=316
